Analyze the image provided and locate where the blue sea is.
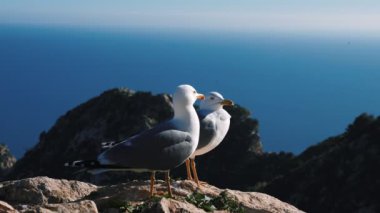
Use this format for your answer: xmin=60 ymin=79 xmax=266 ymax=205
xmin=1 ymin=24 xmax=380 ymax=158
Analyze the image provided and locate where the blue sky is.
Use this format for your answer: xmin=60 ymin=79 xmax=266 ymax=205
xmin=1 ymin=0 xmax=380 ymax=35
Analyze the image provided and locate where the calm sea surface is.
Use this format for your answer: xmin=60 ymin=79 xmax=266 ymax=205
xmin=1 ymin=25 xmax=380 ymax=158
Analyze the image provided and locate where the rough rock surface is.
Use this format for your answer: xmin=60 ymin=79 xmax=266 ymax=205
xmin=0 ymin=176 xmax=303 ymax=213
xmin=0 ymin=200 xmax=18 ymax=213
xmin=16 ymin=200 xmax=98 ymax=213
xmin=155 ymin=198 xmax=206 ymax=213
xmin=0 ymin=176 xmax=97 ymax=205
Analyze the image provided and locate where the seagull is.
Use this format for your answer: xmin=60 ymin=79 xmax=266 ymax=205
xmin=65 ymin=85 xmax=205 ymax=197
xmin=185 ymin=92 xmax=233 ymax=187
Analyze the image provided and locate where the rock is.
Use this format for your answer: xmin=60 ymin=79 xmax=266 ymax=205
xmin=155 ymin=198 xmax=206 ymax=213
xmin=0 ymin=200 xmax=18 ymax=213
xmin=42 ymin=200 xmax=98 ymax=213
xmin=18 ymin=200 xmax=98 ymax=213
xmin=91 ymin=179 xmax=303 ymax=212
xmin=223 ymin=190 xmax=303 ymax=213
xmin=173 ymin=181 xmax=303 ymax=213
xmin=0 ymin=176 xmax=97 ymax=205
xmin=0 ymin=177 xmax=302 ymax=213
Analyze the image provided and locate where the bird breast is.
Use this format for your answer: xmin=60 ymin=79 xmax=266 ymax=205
xmin=193 ymin=109 xmax=231 ymax=157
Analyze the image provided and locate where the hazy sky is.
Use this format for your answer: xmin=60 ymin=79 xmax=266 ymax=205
xmin=1 ymin=1 xmax=380 ymax=34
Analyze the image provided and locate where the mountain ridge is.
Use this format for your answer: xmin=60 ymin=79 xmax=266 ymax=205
xmin=260 ymin=113 xmax=380 ymax=213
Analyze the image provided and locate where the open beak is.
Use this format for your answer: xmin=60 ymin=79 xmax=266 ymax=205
xmin=220 ymin=99 xmax=234 ymax=106
xmin=196 ymin=94 xmax=205 ymax=100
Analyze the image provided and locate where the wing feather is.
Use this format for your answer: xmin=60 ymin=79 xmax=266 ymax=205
xmin=197 ymin=110 xmax=217 ymax=150
xmin=98 ymin=121 xmax=193 ymax=170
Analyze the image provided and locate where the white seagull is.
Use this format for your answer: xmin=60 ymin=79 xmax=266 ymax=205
xmin=185 ymin=92 xmax=233 ymax=187
xmin=65 ymin=85 xmax=205 ymax=197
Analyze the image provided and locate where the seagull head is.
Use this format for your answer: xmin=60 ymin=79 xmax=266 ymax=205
xmin=173 ymin=84 xmax=205 ymax=106
xmin=200 ymin=92 xmax=234 ymax=111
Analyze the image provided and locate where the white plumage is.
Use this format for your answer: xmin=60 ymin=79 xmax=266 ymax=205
xmin=186 ymin=91 xmax=233 ymax=187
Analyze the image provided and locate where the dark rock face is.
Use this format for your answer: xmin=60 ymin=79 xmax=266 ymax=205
xmin=261 ymin=113 xmax=380 ymax=213
xmin=6 ymin=88 xmax=262 ymax=186
xmin=7 ymin=88 xmax=174 ymax=180
xmin=0 ymin=144 xmax=16 ymax=179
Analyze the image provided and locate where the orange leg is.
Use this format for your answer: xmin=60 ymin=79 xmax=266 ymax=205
xmin=165 ymin=171 xmax=173 ymax=198
xmin=190 ymin=159 xmax=200 ymax=188
xmin=186 ymin=159 xmax=193 ymax=180
xmin=150 ymin=171 xmax=156 ymax=197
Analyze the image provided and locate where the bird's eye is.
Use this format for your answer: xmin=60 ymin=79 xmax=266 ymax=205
xmin=193 ymin=91 xmax=196 ymax=94
xmin=210 ymin=97 xmax=215 ymax=100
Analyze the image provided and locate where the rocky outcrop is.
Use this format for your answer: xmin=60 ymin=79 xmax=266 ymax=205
xmin=0 ymin=176 xmax=97 ymax=204
xmin=0 ymin=176 xmax=303 ymax=213
xmin=0 ymin=144 xmax=16 ymax=178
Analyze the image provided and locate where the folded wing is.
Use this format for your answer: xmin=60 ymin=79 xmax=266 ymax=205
xmin=98 ymin=121 xmax=193 ymax=170
xmin=197 ymin=111 xmax=217 ymax=150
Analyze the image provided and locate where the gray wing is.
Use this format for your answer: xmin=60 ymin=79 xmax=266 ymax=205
xmin=98 ymin=121 xmax=193 ymax=170
xmin=197 ymin=110 xmax=217 ymax=150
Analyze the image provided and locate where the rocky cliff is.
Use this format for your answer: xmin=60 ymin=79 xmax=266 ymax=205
xmin=260 ymin=113 xmax=380 ymax=213
xmin=0 ymin=176 xmax=303 ymax=213
xmin=6 ymin=88 xmax=175 ymax=180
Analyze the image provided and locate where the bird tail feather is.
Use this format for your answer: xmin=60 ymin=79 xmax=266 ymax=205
xmin=64 ymin=160 xmax=132 ymax=172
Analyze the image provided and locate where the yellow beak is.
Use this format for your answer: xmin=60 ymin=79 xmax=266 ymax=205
xmin=196 ymin=94 xmax=205 ymax=100
xmin=220 ymin=99 xmax=234 ymax=106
